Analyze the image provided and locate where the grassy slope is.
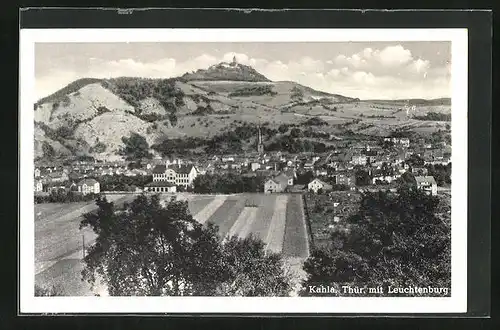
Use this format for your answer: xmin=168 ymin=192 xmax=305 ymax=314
xmin=34 ymin=76 xmax=451 ymax=160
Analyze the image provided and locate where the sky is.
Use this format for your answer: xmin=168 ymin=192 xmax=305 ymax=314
xmin=35 ymin=42 xmax=451 ymax=100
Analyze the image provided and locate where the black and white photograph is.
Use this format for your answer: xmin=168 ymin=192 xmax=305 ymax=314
xmin=19 ymin=28 xmax=468 ymax=314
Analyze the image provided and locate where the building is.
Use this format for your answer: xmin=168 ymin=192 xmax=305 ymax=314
xmin=144 ymin=181 xmax=177 ymax=193
xmin=264 ymin=178 xmax=285 ymax=193
xmin=34 ymin=179 xmax=43 ymax=192
xmin=34 ymin=168 xmax=41 ymax=178
xmin=77 ymin=178 xmax=100 ymax=195
xmin=335 ymin=173 xmax=355 ymax=187
xmin=308 ymin=178 xmax=333 ymax=193
xmin=264 ymin=172 xmax=293 ymax=193
xmin=411 ymin=167 xmax=429 ymax=176
xmin=351 ymin=155 xmax=367 ymax=166
xmin=44 ymin=171 xmax=69 ymax=183
xmin=384 ymin=137 xmax=410 ymax=148
xmin=250 ymin=162 xmax=261 ymax=171
xmin=415 ymin=176 xmax=438 ymax=196
xmin=152 ymin=164 xmax=198 ymax=188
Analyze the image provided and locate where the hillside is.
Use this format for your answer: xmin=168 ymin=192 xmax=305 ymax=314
xmin=33 ymin=61 xmax=451 ymax=161
xmin=366 ymin=98 xmax=451 ymax=106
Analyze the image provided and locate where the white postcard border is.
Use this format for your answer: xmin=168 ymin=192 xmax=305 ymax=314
xmin=19 ymin=28 xmax=468 ymax=314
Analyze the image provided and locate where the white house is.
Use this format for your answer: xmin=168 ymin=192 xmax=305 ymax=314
xmin=152 ymin=164 xmax=198 ymax=188
xmin=264 ymin=178 xmax=285 ymax=193
xmin=415 ymin=176 xmax=438 ymax=196
xmin=351 ymin=155 xmax=367 ymax=166
xmin=308 ymin=178 xmax=333 ymax=193
xmin=34 ymin=168 xmax=41 ymax=178
xmin=251 ymin=162 xmax=261 ymax=171
xmin=264 ymin=172 xmax=293 ymax=193
xmin=34 ymin=179 xmax=43 ymax=192
xmin=144 ymin=181 xmax=177 ymax=193
xmin=77 ymin=178 xmax=100 ymax=195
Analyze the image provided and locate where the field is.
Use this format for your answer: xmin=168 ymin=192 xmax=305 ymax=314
xmin=34 ymin=192 xmax=310 ymax=296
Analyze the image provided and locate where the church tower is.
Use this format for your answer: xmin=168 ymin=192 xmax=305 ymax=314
xmin=257 ymin=126 xmax=264 ymax=154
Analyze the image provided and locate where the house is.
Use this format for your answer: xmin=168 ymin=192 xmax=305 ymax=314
xmin=264 ymin=172 xmax=293 ymax=193
xmin=308 ymin=178 xmax=333 ymax=193
xmin=372 ymin=174 xmax=399 ymax=185
xmin=144 ymin=181 xmax=177 ymax=193
xmin=385 ymin=137 xmax=410 ymax=148
xmin=415 ymin=176 xmax=438 ymax=196
xmin=315 ymin=168 xmax=328 ymax=176
xmin=264 ymin=178 xmax=285 ymax=193
xmin=351 ymin=155 xmax=367 ymax=166
xmin=251 ymin=162 xmax=261 ymax=171
xmin=44 ymin=171 xmax=69 ymax=183
xmin=335 ymin=173 xmax=355 ymax=187
xmin=77 ymin=178 xmax=100 ymax=195
xmin=411 ymin=167 xmax=429 ymax=176
xmin=34 ymin=179 xmax=43 ymax=192
xmin=303 ymin=162 xmax=315 ymax=170
xmin=152 ymin=164 xmax=198 ymax=188
xmin=34 ymin=168 xmax=41 ymax=178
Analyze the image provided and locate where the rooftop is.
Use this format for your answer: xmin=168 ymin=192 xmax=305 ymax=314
xmin=415 ymin=176 xmax=437 ymax=185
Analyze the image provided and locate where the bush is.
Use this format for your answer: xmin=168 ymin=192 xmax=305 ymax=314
xmin=121 ymin=133 xmax=152 ymax=160
xmin=413 ymin=112 xmax=451 ymax=121
xmin=228 ymin=85 xmax=277 ymax=97
xmin=90 ymin=142 xmax=107 ymax=153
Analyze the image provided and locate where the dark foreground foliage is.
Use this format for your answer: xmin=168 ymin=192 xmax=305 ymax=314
xmin=301 ymin=188 xmax=451 ymax=297
xmin=80 ymin=195 xmax=293 ymax=296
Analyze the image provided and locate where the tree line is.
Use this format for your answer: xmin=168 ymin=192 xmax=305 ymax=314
xmin=193 ymin=173 xmax=265 ymax=194
xmin=35 ymin=189 xmax=98 ymax=204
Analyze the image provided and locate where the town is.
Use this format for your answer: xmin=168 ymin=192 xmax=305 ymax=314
xmin=34 ymin=127 xmax=451 ymax=200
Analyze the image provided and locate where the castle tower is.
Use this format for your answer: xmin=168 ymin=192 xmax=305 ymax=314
xmin=257 ymin=126 xmax=264 ymax=154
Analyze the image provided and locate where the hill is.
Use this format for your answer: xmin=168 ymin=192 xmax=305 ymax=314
xmin=181 ymin=61 xmax=271 ymax=82
xmin=33 ymin=61 xmax=451 ymax=161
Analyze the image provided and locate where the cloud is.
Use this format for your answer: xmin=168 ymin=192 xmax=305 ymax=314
xmin=36 ymin=45 xmax=450 ymax=100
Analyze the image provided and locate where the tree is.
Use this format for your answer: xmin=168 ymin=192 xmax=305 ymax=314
xmin=290 ymin=128 xmax=302 ymax=138
xmin=168 ymin=113 xmax=178 ymax=127
xmin=80 ymin=195 xmax=293 ymax=296
xmin=355 ymin=169 xmax=371 ymax=186
xmin=278 ymin=124 xmax=289 ymax=134
xmin=215 ymin=235 xmax=293 ymax=296
xmin=398 ymin=171 xmax=416 ymax=189
xmin=296 ymin=171 xmax=314 ymax=185
xmin=406 ymin=154 xmax=425 ymax=167
xmin=301 ymin=188 xmax=450 ymax=297
xmin=121 ymin=133 xmax=152 ymax=160
xmin=42 ymin=141 xmax=55 ymax=158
